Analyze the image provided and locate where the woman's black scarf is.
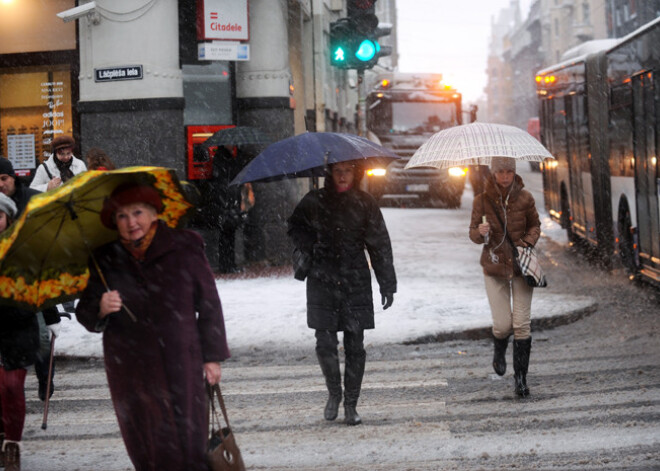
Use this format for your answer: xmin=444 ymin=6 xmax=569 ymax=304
xmin=54 ymin=157 xmax=74 ymax=182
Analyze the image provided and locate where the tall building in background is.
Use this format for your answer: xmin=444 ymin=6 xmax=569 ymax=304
xmin=606 ymin=0 xmax=660 ymax=37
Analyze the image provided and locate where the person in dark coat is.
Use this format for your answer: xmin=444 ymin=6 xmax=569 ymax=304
xmin=469 ymin=157 xmax=541 ymax=397
xmin=75 ymin=183 xmax=231 ymax=471
xmin=200 ymin=145 xmax=245 ymax=273
xmin=288 ymin=160 xmax=397 ymax=426
xmin=0 ymin=193 xmax=60 ymax=471
xmin=0 ymin=157 xmax=60 ymax=403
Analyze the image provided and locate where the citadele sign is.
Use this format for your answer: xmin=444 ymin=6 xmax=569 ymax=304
xmin=197 ymin=0 xmax=249 ymax=41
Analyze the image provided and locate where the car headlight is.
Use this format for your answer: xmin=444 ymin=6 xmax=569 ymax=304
xmin=366 ymin=168 xmax=387 ymax=177
xmin=448 ymin=167 xmax=467 ymax=177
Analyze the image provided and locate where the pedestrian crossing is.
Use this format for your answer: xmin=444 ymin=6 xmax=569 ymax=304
xmin=20 ymin=357 xmax=450 ymax=470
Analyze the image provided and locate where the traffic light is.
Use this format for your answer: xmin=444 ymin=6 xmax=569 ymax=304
xmin=330 ymin=18 xmax=380 ymax=69
xmin=329 ymin=18 xmax=355 ymax=68
xmin=329 ymin=18 xmax=390 ymax=69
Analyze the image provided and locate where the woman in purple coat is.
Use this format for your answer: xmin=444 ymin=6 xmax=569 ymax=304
xmin=76 ymin=183 xmax=230 ymax=471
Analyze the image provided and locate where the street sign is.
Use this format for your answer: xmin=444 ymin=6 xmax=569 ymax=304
xmin=198 ymin=42 xmax=250 ymax=61
xmin=94 ymin=66 xmax=143 ymax=82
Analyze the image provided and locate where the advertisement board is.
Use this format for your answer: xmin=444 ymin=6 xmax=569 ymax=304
xmin=197 ymin=0 xmax=249 ymax=42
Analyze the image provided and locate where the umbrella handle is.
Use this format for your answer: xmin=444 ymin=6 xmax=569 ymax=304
xmin=91 ymin=255 xmax=137 ymax=323
xmin=71 ymin=211 xmax=138 ymax=323
xmin=120 ymin=301 xmax=137 ymax=322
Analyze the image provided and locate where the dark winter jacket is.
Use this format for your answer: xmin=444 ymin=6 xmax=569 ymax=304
xmin=469 ymin=175 xmax=541 ymax=279
xmin=0 ymin=305 xmax=60 ymax=370
xmin=76 ymin=220 xmax=230 ymax=471
xmin=288 ymin=177 xmax=396 ymax=332
xmin=10 ymin=180 xmax=40 ymax=216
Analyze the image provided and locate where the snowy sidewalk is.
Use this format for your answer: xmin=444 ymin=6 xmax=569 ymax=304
xmin=55 ymin=173 xmax=597 ymax=358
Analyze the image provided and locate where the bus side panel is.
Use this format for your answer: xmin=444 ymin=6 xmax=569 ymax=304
xmin=540 ymin=97 xmax=571 ymax=224
xmin=586 ymin=52 xmax=614 ymax=265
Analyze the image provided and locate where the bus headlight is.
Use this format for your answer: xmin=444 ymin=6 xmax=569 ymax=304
xmin=366 ymin=168 xmax=387 ymax=177
xmin=448 ymin=167 xmax=467 ymax=177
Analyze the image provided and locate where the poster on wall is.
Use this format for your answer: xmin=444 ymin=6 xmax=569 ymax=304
xmin=40 ymin=78 xmax=69 ymax=159
xmin=197 ymin=0 xmax=249 ymax=41
xmin=7 ymin=134 xmax=36 ymax=171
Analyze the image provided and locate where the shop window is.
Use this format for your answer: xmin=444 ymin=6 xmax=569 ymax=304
xmin=0 ymin=65 xmax=73 ymax=173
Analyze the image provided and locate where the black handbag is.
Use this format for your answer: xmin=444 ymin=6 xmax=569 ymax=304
xmin=207 ymin=383 xmax=246 ymax=471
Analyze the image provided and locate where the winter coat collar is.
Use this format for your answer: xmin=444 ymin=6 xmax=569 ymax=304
xmin=484 ymin=174 xmax=525 ymax=204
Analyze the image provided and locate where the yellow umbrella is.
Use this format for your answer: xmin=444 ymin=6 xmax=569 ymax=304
xmin=0 ymin=166 xmax=194 ymax=312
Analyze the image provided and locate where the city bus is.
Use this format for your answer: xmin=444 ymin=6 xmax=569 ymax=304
xmin=535 ymin=18 xmax=660 ymax=286
xmin=363 ymin=73 xmax=466 ymax=208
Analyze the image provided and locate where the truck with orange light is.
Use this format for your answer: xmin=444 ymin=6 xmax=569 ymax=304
xmin=535 ymin=18 xmax=660 ymax=287
xmin=363 ymin=73 xmax=466 ymax=208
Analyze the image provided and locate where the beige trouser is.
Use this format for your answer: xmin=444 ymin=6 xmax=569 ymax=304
xmin=484 ymin=275 xmax=533 ymax=340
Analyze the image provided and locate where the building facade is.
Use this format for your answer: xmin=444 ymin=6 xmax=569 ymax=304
xmin=486 ymin=0 xmax=660 ymax=132
xmin=1 ymin=0 xmax=393 ymax=268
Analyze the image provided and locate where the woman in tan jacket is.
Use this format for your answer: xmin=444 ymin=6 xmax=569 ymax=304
xmin=469 ymin=157 xmax=540 ymax=397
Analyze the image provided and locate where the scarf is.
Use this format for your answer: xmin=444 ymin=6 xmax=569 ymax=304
xmin=120 ymin=221 xmax=158 ymax=261
xmin=54 ymin=157 xmax=75 ymax=182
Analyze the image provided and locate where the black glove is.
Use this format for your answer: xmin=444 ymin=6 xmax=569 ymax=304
xmin=381 ymin=293 xmax=394 ymax=310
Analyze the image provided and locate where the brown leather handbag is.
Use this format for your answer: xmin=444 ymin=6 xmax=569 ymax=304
xmin=207 ymin=383 xmax=246 ymax=471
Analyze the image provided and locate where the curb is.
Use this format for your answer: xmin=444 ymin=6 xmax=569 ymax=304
xmin=404 ymin=303 xmax=598 ymax=344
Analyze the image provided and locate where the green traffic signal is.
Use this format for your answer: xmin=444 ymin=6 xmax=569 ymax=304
xmin=329 ymin=17 xmax=387 ymax=69
xmin=333 ymin=45 xmax=347 ymax=64
xmin=355 ymin=39 xmax=379 ymax=62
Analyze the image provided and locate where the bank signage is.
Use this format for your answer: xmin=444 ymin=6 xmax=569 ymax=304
xmin=198 ymin=42 xmax=250 ymax=61
xmin=94 ymin=66 xmax=143 ymax=82
xmin=197 ymin=0 xmax=249 ymax=41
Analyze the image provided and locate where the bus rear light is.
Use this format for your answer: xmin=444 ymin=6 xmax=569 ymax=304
xmin=366 ymin=168 xmax=386 ymax=177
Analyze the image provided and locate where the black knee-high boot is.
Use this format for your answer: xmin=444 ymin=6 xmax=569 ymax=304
xmin=344 ymin=351 xmax=365 ymax=426
xmin=513 ymin=337 xmax=532 ymax=397
xmin=493 ymin=335 xmax=510 ymax=376
xmin=316 ymin=350 xmax=342 ymax=420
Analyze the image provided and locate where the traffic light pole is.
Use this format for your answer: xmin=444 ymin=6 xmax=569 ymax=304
xmin=358 ymin=69 xmax=366 ymax=137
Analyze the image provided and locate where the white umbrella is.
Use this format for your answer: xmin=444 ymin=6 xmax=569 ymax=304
xmin=405 ymin=122 xmax=554 ymax=169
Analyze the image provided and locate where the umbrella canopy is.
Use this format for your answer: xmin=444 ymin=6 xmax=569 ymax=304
xmin=203 ymin=126 xmax=272 ymax=147
xmin=230 ymin=132 xmax=400 ymax=185
xmin=405 ymin=122 xmax=554 ymax=169
xmin=0 ymin=166 xmax=193 ymax=311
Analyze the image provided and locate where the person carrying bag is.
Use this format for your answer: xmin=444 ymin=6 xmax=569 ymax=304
xmin=469 ymin=157 xmax=541 ymax=398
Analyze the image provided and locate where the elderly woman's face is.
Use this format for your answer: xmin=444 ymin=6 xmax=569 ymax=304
xmin=115 ymin=202 xmax=158 ymax=241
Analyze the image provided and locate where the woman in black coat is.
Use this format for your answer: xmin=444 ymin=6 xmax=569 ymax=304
xmin=288 ymin=161 xmax=397 ymax=425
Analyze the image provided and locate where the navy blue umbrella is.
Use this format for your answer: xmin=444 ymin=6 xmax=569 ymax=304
xmin=230 ymin=132 xmax=400 ymax=185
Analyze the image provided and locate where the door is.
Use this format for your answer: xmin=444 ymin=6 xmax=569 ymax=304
xmin=632 ymin=72 xmax=660 ymax=273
